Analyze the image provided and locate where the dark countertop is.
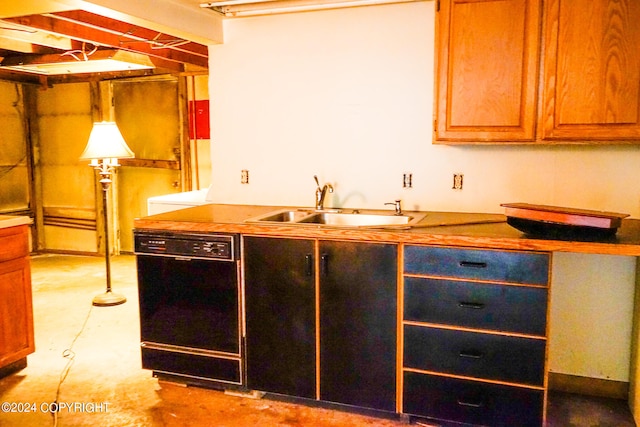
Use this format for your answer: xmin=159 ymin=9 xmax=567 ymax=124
xmin=133 ymin=204 xmax=640 ymax=256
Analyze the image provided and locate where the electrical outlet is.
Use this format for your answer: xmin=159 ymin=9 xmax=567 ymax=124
xmin=403 ymin=173 xmax=413 ymax=189
xmin=241 ymin=169 xmax=249 ymax=184
xmin=452 ymin=173 xmax=463 ymax=190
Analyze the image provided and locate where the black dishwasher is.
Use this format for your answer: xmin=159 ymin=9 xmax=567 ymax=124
xmin=134 ymin=230 xmax=243 ymax=388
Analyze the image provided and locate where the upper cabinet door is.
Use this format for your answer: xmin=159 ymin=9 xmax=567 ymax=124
xmin=542 ymin=0 xmax=640 ymax=141
xmin=435 ymin=0 xmax=542 ymax=143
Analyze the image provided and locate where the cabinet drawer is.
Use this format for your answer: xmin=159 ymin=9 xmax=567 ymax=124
xmin=142 ymin=347 xmax=242 ymax=385
xmin=404 ymin=277 xmax=547 ymax=336
xmin=404 ymin=246 xmax=549 ymax=285
xmin=404 ymin=325 xmax=545 ymax=386
xmin=0 ymin=225 xmax=29 ymax=263
xmin=403 ymin=372 xmax=543 ymax=427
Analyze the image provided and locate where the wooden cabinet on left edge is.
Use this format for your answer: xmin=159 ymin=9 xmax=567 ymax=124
xmin=0 ymin=225 xmax=35 ymax=373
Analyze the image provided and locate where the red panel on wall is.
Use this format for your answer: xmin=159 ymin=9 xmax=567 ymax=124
xmin=189 ymin=100 xmax=210 ymax=140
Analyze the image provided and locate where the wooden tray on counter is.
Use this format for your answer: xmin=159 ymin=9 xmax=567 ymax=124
xmin=501 ymin=203 xmax=630 ymax=240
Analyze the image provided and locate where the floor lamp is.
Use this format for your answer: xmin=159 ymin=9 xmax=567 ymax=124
xmin=79 ymin=121 xmax=134 ymax=307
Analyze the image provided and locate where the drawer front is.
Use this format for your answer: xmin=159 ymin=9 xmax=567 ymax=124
xmin=404 ymin=325 xmax=546 ymax=386
xmin=142 ymin=347 xmax=242 ymax=385
xmin=0 ymin=225 xmax=29 ymax=263
xmin=404 ymin=246 xmax=549 ymax=285
xmin=404 ymin=277 xmax=548 ymax=335
xmin=403 ymin=372 xmax=544 ymax=427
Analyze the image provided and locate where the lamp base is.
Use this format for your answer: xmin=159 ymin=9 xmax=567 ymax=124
xmin=92 ymin=291 xmax=127 ymax=307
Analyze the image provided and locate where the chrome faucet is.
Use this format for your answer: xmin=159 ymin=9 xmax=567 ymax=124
xmin=385 ymin=199 xmax=403 ymax=215
xmin=314 ymin=175 xmax=333 ymax=210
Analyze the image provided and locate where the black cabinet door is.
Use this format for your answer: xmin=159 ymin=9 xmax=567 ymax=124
xmin=244 ymin=236 xmax=316 ymax=398
xmin=319 ymin=240 xmax=397 ymax=412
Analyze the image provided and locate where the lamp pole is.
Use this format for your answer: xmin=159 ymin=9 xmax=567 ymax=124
xmin=92 ymin=160 xmax=126 ymax=306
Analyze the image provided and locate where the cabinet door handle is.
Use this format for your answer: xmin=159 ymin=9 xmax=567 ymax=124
xmin=457 ymin=399 xmax=484 ymax=408
xmin=458 ymin=301 xmax=485 ymax=310
xmin=459 ymin=350 xmax=484 ymax=359
xmin=459 ymin=261 xmax=487 ymax=269
xmin=320 ymin=253 xmax=329 ymax=276
xmin=305 ymin=254 xmax=313 ymax=277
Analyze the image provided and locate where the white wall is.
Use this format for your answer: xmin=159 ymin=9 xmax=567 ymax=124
xmin=209 ymin=1 xmax=639 ymax=381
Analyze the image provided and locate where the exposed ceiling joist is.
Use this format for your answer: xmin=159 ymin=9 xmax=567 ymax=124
xmin=0 ymin=21 xmax=73 ymax=50
xmin=3 ymin=12 xmax=208 ymax=68
xmin=0 ymin=8 xmax=209 ymax=85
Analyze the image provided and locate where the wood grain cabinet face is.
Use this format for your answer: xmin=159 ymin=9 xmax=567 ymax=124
xmin=542 ymin=0 xmax=640 ymax=140
xmin=0 ymin=225 xmax=34 ymax=370
xmin=436 ymin=0 xmax=640 ymax=144
xmin=436 ymin=0 xmax=542 ymax=142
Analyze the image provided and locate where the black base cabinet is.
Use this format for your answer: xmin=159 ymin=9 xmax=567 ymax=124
xmin=244 ymin=238 xmax=549 ymax=425
xmin=319 ymin=240 xmax=397 ymax=412
xmin=403 ymin=372 xmax=544 ymax=427
xmin=404 ymin=324 xmax=546 ymax=386
xmin=402 ymin=245 xmax=550 ymax=427
xmin=244 ymin=236 xmax=316 ymax=399
xmin=243 ymin=237 xmax=397 ymax=413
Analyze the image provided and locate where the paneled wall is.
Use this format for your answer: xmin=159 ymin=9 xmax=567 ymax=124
xmin=0 ymin=82 xmax=30 ymax=215
xmin=36 ymin=83 xmax=98 ymax=253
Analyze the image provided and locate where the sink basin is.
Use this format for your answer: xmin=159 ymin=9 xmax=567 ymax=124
xmin=246 ymin=208 xmax=426 ymax=228
xmin=299 ymin=212 xmax=414 ymax=226
xmin=254 ymin=209 xmax=314 ymax=223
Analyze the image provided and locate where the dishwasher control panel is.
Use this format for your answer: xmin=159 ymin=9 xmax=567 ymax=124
xmin=134 ymin=232 xmax=236 ymax=261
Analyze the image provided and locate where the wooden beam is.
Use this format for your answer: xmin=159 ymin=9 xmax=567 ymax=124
xmin=0 ymin=20 xmax=73 ymax=50
xmin=53 ymin=11 xmax=208 ymax=58
xmin=3 ymin=13 xmax=208 ymax=68
xmin=0 ymin=36 xmax=35 ymax=53
xmin=119 ymin=158 xmax=180 ymax=169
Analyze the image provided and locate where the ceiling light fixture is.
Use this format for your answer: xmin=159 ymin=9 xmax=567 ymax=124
xmin=201 ymin=0 xmax=276 ymax=7
xmin=0 ymin=49 xmax=154 ymax=75
xmin=201 ymin=0 xmax=421 ymax=17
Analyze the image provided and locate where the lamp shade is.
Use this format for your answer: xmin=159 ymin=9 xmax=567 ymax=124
xmin=80 ymin=121 xmax=134 ymax=160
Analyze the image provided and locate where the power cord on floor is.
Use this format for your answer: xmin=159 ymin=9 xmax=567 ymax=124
xmin=51 ymin=303 xmax=94 ymax=427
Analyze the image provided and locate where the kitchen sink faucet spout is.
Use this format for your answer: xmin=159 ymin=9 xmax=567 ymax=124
xmin=314 ymin=175 xmax=334 ymax=210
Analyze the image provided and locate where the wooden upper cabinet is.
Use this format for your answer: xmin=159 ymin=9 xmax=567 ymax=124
xmin=542 ymin=0 xmax=640 ymax=141
xmin=435 ymin=0 xmax=542 ymax=143
xmin=436 ymin=0 xmax=640 ymax=144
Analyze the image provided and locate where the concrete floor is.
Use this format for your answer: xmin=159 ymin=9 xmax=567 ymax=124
xmin=0 ymin=254 xmax=636 ymax=427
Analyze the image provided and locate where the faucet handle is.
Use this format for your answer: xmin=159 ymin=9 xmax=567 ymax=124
xmin=385 ymin=199 xmax=402 ymax=215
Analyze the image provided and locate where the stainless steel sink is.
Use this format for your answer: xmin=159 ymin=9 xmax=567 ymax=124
xmin=246 ymin=208 xmax=426 ymax=228
xmin=299 ymin=212 xmax=414 ymax=226
xmin=253 ymin=209 xmax=314 ymax=223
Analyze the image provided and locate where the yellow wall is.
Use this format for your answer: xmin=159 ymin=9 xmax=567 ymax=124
xmin=0 ymin=81 xmax=29 ymax=212
xmin=208 ymin=2 xmax=639 ymax=381
xmin=36 ymin=83 xmax=98 ymax=253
